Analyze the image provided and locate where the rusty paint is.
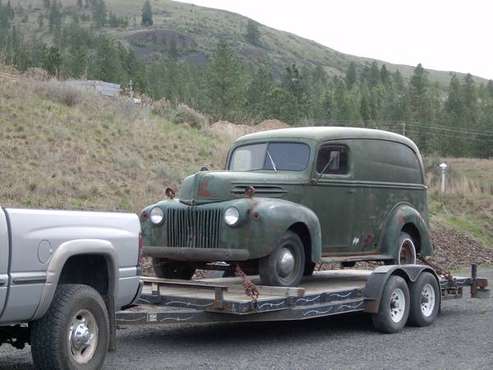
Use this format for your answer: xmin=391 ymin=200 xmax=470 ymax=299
xmin=197 ymin=178 xmax=211 ymax=197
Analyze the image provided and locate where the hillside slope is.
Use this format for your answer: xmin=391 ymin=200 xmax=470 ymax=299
xmin=11 ymin=0 xmax=487 ymax=86
xmin=0 ymin=69 xmax=227 ymax=212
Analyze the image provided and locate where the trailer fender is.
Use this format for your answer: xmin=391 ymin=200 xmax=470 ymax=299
xmin=364 ymin=265 xmax=440 ymax=313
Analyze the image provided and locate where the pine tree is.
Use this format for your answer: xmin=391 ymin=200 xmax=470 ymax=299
xmin=245 ymin=20 xmax=260 ymax=46
xmin=42 ymin=46 xmax=62 ymax=76
xmin=92 ymin=0 xmax=107 ymax=28
xmin=345 ymin=62 xmax=357 ymax=88
xmin=206 ymin=41 xmax=246 ymax=120
xmin=380 ymin=64 xmax=390 ymax=85
xmin=141 ymin=0 xmax=153 ymax=26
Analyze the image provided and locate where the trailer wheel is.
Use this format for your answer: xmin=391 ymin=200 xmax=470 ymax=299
xmin=408 ymin=272 xmax=440 ymax=327
xmin=31 ymin=284 xmax=109 ymax=370
xmin=152 ymin=258 xmax=195 ymax=280
xmin=371 ymin=275 xmax=410 ymax=333
xmin=259 ymin=231 xmax=305 ymax=287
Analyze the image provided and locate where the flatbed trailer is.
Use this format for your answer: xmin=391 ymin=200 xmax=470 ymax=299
xmin=116 ymin=264 xmax=489 ymax=334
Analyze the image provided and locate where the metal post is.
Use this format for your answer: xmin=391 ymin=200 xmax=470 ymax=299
xmin=439 ymin=162 xmax=448 ymax=193
xmin=471 ymin=263 xmax=477 ymax=298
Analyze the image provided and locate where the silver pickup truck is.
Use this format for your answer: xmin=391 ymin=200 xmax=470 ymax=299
xmin=0 ymin=207 xmax=142 ymax=370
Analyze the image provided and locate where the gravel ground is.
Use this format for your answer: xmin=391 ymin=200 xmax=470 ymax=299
xmin=0 ymin=268 xmax=491 ymax=370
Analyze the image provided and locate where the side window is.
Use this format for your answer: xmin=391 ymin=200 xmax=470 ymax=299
xmin=316 ymin=145 xmax=349 ymax=175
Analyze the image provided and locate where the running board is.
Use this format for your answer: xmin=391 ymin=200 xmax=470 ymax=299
xmin=320 ymin=254 xmax=393 ymax=264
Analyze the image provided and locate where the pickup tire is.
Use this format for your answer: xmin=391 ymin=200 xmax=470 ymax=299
xmin=259 ymin=231 xmax=305 ymax=287
xmin=31 ymin=284 xmax=109 ymax=370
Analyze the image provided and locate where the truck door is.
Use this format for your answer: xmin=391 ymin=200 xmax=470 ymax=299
xmin=308 ymin=143 xmax=354 ymax=254
xmin=0 ymin=208 xmax=10 ymax=315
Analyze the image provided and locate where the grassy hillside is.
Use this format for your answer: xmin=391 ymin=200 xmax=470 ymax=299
xmin=10 ymin=0 xmax=487 ymax=86
xmin=0 ymin=67 xmax=227 ymax=212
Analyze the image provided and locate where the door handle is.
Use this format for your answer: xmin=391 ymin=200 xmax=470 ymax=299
xmin=347 ymin=189 xmax=356 ymax=194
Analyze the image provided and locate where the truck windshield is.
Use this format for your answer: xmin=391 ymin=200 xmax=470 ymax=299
xmin=229 ymin=142 xmax=310 ymax=172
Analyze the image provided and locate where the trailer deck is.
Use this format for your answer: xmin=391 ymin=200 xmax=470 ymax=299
xmin=116 ymin=265 xmax=489 ymax=327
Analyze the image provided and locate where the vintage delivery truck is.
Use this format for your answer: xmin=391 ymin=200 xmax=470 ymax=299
xmin=141 ymin=127 xmax=432 ymax=287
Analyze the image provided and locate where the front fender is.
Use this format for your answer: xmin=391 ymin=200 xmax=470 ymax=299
xmin=379 ymin=203 xmax=432 ymax=258
xmin=223 ymin=198 xmax=322 ymax=261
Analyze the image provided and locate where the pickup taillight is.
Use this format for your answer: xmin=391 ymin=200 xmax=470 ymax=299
xmin=138 ymin=232 xmax=144 ymax=268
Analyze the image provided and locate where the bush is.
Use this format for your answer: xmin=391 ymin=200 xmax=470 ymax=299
xmin=151 ymin=98 xmax=208 ymax=128
xmin=34 ymin=81 xmax=82 ymax=107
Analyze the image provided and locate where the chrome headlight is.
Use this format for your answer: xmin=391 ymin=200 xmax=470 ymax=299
xmin=224 ymin=207 xmax=240 ymax=227
xmin=150 ymin=207 xmax=164 ymax=225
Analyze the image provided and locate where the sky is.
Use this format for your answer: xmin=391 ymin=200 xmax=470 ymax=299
xmin=179 ymin=0 xmax=493 ymax=80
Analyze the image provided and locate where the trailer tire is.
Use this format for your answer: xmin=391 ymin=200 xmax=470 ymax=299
xmin=408 ymin=272 xmax=440 ymax=327
xmin=259 ymin=231 xmax=305 ymax=287
xmin=31 ymin=284 xmax=109 ymax=370
xmin=372 ymin=275 xmax=410 ymax=333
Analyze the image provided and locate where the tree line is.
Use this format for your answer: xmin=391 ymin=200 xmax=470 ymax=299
xmin=1 ymin=0 xmax=492 ymax=158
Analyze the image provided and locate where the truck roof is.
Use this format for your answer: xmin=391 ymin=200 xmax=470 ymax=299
xmin=235 ymin=126 xmax=419 ymax=153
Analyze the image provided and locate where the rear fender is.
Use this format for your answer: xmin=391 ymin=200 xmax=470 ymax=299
xmin=364 ymin=265 xmax=440 ymax=313
xmin=379 ymin=204 xmax=432 ymax=259
xmin=32 ymin=239 xmax=118 ymax=320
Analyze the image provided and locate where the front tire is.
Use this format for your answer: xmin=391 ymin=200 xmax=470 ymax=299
xmin=259 ymin=231 xmax=305 ymax=287
xmin=152 ymin=258 xmax=195 ymax=279
xmin=371 ymin=275 xmax=410 ymax=333
xmin=31 ymin=284 xmax=109 ymax=370
xmin=408 ymin=272 xmax=440 ymax=327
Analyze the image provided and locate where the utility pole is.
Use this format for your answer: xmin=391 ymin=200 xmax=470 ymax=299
xmin=402 ymin=122 xmax=406 ymax=136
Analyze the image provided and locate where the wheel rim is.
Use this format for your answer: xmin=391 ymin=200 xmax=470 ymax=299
xmin=389 ymin=288 xmax=406 ymax=323
xmin=399 ymin=238 xmax=416 ymax=265
xmin=68 ymin=309 xmax=98 ymax=364
xmin=277 ymin=247 xmax=295 ymax=278
xmin=420 ymin=283 xmax=436 ymax=317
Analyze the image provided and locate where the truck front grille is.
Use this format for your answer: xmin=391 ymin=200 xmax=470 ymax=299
xmin=165 ymin=208 xmax=222 ymax=248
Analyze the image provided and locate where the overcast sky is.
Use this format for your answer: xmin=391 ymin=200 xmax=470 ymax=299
xmin=180 ymin=0 xmax=493 ymax=80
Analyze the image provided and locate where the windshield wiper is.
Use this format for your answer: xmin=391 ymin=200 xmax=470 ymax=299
xmin=266 ymin=150 xmax=278 ymax=172
xmin=316 ymin=156 xmax=336 ymax=181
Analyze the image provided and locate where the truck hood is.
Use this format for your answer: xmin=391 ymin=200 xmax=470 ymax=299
xmin=178 ymin=171 xmax=304 ymax=205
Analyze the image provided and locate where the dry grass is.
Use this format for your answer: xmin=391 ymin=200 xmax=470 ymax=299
xmin=0 ymin=73 xmax=228 ymax=213
xmin=427 ymin=158 xmax=493 ymax=249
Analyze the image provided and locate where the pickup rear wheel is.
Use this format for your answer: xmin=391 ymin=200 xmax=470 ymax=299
xmin=31 ymin=284 xmax=109 ymax=370
xmin=259 ymin=231 xmax=305 ymax=287
xmin=152 ymin=258 xmax=195 ymax=280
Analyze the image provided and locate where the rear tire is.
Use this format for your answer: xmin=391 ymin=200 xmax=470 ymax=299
xmin=386 ymin=232 xmax=417 ymax=265
xmin=408 ymin=272 xmax=440 ymax=327
xmin=152 ymin=258 xmax=195 ymax=280
xmin=371 ymin=275 xmax=410 ymax=333
xmin=259 ymin=231 xmax=305 ymax=287
xmin=31 ymin=284 xmax=109 ymax=370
